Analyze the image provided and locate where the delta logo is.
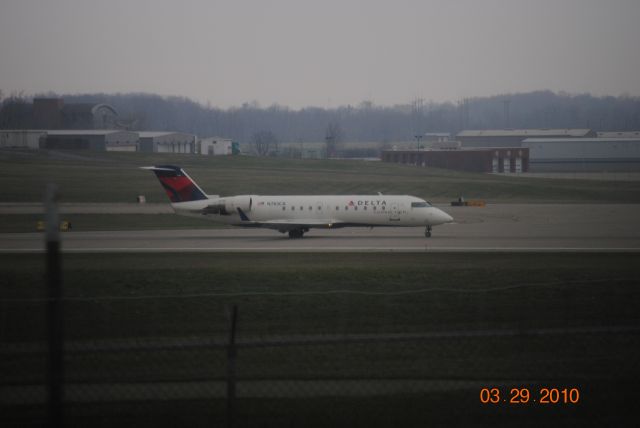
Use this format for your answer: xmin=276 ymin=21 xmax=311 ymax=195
xmin=355 ymin=200 xmax=386 ymax=206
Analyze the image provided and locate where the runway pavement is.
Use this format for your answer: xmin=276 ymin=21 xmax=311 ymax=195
xmin=1 ymin=204 xmax=639 ymax=252
xmin=0 ymin=202 xmax=172 ymax=214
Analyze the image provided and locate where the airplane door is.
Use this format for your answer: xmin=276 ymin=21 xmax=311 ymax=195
xmin=390 ymin=203 xmax=400 ymax=221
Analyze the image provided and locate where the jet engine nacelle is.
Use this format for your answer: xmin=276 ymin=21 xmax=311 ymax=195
xmin=203 ymin=196 xmax=253 ymax=216
xmin=224 ymin=195 xmax=253 ymax=213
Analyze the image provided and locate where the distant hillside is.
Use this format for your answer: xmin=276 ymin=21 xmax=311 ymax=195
xmin=2 ymin=90 xmax=640 ymax=143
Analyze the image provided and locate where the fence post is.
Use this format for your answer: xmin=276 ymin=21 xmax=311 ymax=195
xmin=226 ymin=305 xmax=238 ymax=428
xmin=45 ymin=184 xmax=64 ymax=428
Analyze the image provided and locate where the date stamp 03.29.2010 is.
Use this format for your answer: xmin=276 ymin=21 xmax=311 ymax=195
xmin=480 ymin=387 xmax=580 ymax=405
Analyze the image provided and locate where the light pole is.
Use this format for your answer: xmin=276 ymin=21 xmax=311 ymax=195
xmin=414 ymin=134 xmax=423 ymax=150
xmin=325 ymin=135 xmax=333 ymax=159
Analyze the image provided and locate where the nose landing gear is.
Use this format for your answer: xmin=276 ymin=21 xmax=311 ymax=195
xmin=425 ymin=226 xmax=432 ymax=238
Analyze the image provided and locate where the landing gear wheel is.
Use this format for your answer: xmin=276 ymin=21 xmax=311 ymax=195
xmin=425 ymin=226 xmax=432 ymax=238
xmin=288 ymin=229 xmax=304 ymax=239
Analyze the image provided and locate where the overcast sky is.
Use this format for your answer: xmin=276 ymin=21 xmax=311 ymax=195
xmin=1 ymin=0 xmax=639 ymax=108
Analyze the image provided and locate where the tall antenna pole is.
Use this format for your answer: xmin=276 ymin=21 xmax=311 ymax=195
xmin=503 ymin=99 xmax=511 ymax=128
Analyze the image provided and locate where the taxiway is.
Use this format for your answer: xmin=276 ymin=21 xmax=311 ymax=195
xmin=1 ymin=204 xmax=638 ymax=252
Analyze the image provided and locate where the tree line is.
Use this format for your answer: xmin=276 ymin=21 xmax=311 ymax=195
xmin=1 ymin=90 xmax=639 ymax=146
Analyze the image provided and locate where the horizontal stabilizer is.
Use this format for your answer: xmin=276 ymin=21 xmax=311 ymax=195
xmin=140 ymin=166 xmax=178 ymax=172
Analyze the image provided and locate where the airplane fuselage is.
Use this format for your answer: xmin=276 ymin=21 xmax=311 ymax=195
xmin=172 ymin=194 xmax=452 ymax=229
xmin=142 ymin=165 xmax=453 ymax=238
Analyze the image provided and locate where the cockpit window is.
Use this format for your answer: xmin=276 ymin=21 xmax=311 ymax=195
xmin=411 ymin=202 xmax=431 ymax=208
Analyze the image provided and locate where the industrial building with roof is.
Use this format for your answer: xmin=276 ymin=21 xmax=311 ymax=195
xmin=523 ymin=137 xmax=640 ymax=172
xmin=0 ymin=97 xmax=232 ymax=155
xmin=381 ymin=147 xmax=529 ymax=173
xmin=41 ymin=130 xmax=139 ymax=151
xmin=32 ymin=98 xmax=120 ymax=129
xmin=198 ymin=137 xmax=233 ymax=155
xmin=1 ymin=129 xmax=235 ymax=155
xmin=382 ymin=128 xmax=640 ymax=173
xmin=0 ymin=130 xmax=46 ymax=149
xmin=597 ymin=131 xmax=640 ymax=139
xmin=138 ymin=132 xmax=197 ymax=154
xmin=457 ymin=129 xmax=596 ymax=148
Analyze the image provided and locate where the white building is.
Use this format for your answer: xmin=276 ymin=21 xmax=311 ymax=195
xmin=139 ymin=132 xmax=196 ymax=154
xmin=523 ymin=138 xmax=640 ymax=172
xmin=199 ymin=137 xmax=232 ymax=155
xmin=0 ymin=130 xmax=46 ymax=149
xmin=43 ymin=130 xmax=139 ymax=151
xmin=424 ymin=133 xmax=451 ymax=143
xmin=597 ymin=131 xmax=640 ymax=139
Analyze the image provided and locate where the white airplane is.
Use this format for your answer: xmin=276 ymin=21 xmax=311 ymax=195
xmin=142 ymin=165 xmax=453 ymax=238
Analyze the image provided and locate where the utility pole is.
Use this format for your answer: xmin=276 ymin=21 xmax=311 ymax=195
xmin=226 ymin=305 xmax=238 ymax=428
xmin=459 ymin=98 xmax=470 ymax=130
xmin=414 ymin=134 xmax=423 ymax=150
xmin=503 ymin=99 xmax=511 ymax=129
xmin=325 ymin=135 xmax=333 ymax=159
xmin=45 ymin=184 xmax=64 ymax=428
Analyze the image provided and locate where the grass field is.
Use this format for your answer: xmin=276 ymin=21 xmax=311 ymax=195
xmin=2 ymin=148 xmax=640 ymax=204
xmin=1 ymin=252 xmax=639 ymax=426
xmin=3 ymin=252 xmax=639 ymax=339
xmin=2 ymin=144 xmax=640 ymax=426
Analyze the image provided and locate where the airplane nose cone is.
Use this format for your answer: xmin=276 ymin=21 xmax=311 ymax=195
xmin=432 ymin=209 xmax=454 ymax=225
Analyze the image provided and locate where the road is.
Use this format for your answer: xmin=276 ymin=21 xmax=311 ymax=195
xmin=1 ymin=204 xmax=639 ymax=252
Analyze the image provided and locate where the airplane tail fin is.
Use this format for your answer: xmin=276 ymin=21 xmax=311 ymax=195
xmin=141 ymin=165 xmax=208 ymax=203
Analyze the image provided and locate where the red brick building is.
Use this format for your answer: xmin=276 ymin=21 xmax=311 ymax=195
xmin=381 ymin=148 xmax=529 ymax=173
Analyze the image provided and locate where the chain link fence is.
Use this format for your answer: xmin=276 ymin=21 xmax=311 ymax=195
xmin=2 ymin=203 xmax=639 ymax=427
xmin=2 ymin=294 xmax=640 ymax=427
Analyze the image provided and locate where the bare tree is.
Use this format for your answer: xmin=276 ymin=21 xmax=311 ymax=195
xmin=251 ymin=130 xmax=278 ymax=156
xmin=324 ymin=122 xmax=344 ymax=158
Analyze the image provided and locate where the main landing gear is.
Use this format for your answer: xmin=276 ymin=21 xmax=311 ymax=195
xmin=288 ymin=229 xmax=305 ymax=239
xmin=425 ymin=226 xmax=432 ymax=238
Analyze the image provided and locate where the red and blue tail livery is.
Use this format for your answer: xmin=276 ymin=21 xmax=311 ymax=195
xmin=141 ymin=165 xmax=207 ymax=203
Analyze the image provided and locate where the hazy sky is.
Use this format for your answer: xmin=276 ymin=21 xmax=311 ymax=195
xmin=1 ymin=0 xmax=639 ymax=108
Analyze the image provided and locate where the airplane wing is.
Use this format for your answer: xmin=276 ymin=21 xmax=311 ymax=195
xmin=237 ymin=218 xmax=341 ymax=231
xmin=194 ymin=204 xmax=348 ymax=231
